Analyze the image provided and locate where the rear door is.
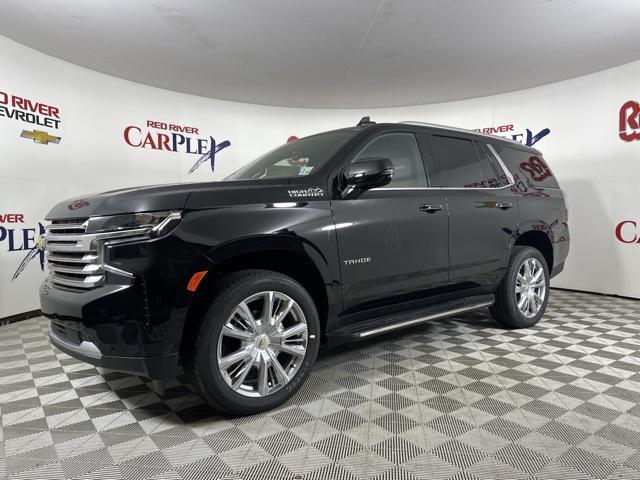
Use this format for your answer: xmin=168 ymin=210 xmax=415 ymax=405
xmin=425 ymin=133 xmax=518 ymax=287
xmin=331 ymin=130 xmax=449 ymax=313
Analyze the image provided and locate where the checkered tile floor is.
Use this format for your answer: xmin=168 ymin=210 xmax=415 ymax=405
xmin=3 ymin=290 xmax=640 ymax=480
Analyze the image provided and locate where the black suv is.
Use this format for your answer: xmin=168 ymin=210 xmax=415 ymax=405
xmin=40 ymin=119 xmax=569 ymax=415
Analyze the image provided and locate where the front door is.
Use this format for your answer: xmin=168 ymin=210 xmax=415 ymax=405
xmin=331 ymin=132 xmax=449 ymax=314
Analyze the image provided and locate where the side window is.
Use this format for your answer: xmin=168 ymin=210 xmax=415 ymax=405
xmin=476 ymin=142 xmax=511 ymax=188
xmin=429 ymin=135 xmax=487 ymax=188
xmin=353 ymin=133 xmax=428 ymax=188
xmin=490 ymin=144 xmax=560 ymax=191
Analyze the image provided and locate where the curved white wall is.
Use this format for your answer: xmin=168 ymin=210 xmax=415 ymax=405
xmin=1 ymin=34 xmax=639 ymax=317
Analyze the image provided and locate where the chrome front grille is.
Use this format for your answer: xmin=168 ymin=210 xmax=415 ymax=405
xmin=44 ymin=217 xmax=152 ymax=290
xmin=45 ymin=218 xmax=104 ymax=289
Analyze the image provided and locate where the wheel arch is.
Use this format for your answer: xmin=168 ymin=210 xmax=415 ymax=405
xmin=513 ymin=229 xmax=553 ymax=271
xmin=180 ymin=236 xmax=334 ymax=358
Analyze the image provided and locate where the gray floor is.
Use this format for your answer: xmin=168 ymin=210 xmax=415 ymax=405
xmin=2 ymin=290 xmax=640 ymax=480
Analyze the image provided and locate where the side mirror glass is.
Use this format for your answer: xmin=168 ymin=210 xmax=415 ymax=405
xmin=345 ymin=157 xmax=394 ymax=194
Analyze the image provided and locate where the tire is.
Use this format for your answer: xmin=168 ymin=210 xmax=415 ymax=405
xmin=183 ymin=269 xmax=320 ymax=416
xmin=490 ymin=246 xmax=550 ymax=328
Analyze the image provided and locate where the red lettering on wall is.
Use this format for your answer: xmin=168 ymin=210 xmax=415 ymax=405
xmin=157 ymin=133 xmax=171 ymax=150
xmin=124 ymin=126 xmax=142 ymax=147
xmin=615 ymin=220 xmax=639 ymax=243
xmin=169 ymin=124 xmax=198 ymax=134
xmin=619 ymin=100 xmax=640 ymax=142
xmin=141 ymin=132 xmax=159 ymax=149
xmin=147 ymin=120 xmax=168 ymax=130
xmin=0 ymin=214 xmax=25 ymax=223
xmin=475 ymin=124 xmax=514 ymax=135
xmin=10 ymin=95 xmax=60 ymax=118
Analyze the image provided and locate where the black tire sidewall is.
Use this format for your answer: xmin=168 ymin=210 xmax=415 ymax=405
xmin=197 ymin=272 xmax=320 ymax=414
xmin=499 ymin=246 xmax=550 ymax=328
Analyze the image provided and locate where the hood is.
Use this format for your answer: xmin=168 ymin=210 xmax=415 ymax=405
xmin=45 ymin=179 xmax=328 ymax=219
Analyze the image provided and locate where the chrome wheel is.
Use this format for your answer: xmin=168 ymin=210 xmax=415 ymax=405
xmin=515 ymin=258 xmax=546 ymax=318
xmin=216 ymin=291 xmax=308 ymax=398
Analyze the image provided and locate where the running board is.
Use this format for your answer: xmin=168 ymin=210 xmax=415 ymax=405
xmin=326 ymin=295 xmax=494 ymax=345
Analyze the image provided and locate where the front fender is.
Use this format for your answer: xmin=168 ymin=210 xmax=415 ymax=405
xmin=175 ymin=202 xmax=342 ymax=329
xmin=178 ymin=202 xmax=338 ymax=283
xmin=203 ymin=234 xmax=334 ymax=286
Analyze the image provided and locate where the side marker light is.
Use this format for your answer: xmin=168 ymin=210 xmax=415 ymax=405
xmin=187 ymin=271 xmax=208 ymax=292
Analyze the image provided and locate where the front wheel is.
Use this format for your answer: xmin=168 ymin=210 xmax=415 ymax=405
xmin=184 ymin=270 xmax=320 ymax=416
xmin=491 ymin=246 xmax=550 ymax=328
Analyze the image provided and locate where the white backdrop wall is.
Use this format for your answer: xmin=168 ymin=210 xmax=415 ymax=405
xmin=1 ymin=34 xmax=639 ymax=318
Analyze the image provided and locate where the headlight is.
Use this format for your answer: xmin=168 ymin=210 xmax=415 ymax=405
xmin=87 ymin=211 xmax=182 ymax=238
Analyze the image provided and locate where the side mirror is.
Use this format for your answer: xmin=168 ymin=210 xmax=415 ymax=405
xmin=345 ymin=157 xmax=394 ymax=193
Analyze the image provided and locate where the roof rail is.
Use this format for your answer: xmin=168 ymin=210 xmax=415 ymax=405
xmin=399 ymin=121 xmax=521 ymax=145
xmin=357 ymin=116 xmax=376 ymax=127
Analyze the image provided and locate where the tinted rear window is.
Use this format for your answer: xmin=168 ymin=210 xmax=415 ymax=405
xmin=429 ymin=135 xmax=487 ymax=188
xmin=476 ymin=142 xmax=511 ymax=188
xmin=491 ymin=144 xmax=559 ymax=190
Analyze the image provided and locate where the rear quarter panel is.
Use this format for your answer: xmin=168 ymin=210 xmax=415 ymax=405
xmin=488 ymin=140 xmax=570 ymax=273
xmin=515 ymin=187 xmax=570 ymax=274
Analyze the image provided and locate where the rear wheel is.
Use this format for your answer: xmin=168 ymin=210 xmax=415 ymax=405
xmin=491 ymin=246 xmax=550 ymax=328
xmin=184 ymin=270 xmax=320 ymax=416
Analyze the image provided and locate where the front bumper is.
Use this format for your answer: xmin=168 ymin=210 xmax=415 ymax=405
xmin=40 ymin=232 xmax=205 ymax=380
xmin=48 ymin=321 xmax=178 ymax=379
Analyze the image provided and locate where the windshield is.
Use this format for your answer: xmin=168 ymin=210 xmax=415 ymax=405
xmin=225 ymin=129 xmax=356 ymax=180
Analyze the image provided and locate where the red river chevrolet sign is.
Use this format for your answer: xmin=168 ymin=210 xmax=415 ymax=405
xmin=0 ymin=90 xmax=61 ymax=128
xmin=0 ymin=89 xmax=62 ymax=144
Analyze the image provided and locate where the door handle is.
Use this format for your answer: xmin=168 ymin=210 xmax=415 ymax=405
xmin=496 ymin=202 xmax=513 ymax=210
xmin=420 ymin=203 xmax=444 ymax=213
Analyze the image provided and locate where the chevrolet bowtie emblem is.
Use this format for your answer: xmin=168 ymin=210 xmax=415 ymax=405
xmin=20 ymin=129 xmax=61 ymax=145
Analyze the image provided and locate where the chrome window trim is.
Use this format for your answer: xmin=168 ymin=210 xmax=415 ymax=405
xmin=485 ymin=143 xmax=515 ymax=186
xmin=372 ymin=140 xmax=518 ymax=192
xmin=372 ymin=185 xmax=562 ymax=192
xmin=373 ymin=185 xmax=515 ymax=191
xmin=399 ymin=120 xmax=522 ymax=145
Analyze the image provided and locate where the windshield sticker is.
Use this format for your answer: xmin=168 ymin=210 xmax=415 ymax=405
xmin=287 ymin=157 xmax=309 ymax=167
xmin=288 ymin=187 xmax=324 ymax=198
xmin=299 ymin=166 xmax=314 ymax=176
